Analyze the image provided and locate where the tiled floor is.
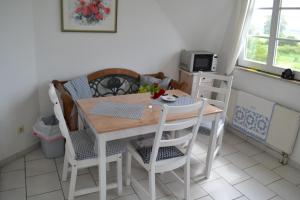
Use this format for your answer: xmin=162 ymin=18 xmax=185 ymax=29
xmin=1 ymin=130 xmax=300 ymax=200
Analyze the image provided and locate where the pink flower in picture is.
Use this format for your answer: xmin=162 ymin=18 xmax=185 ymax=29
xmin=104 ymin=7 xmax=110 ymax=14
xmin=73 ymin=0 xmax=112 ymax=25
xmin=79 ymin=0 xmax=86 ymax=5
xmin=81 ymin=6 xmax=90 ymax=17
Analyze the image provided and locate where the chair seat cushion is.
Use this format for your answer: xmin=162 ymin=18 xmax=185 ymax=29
xmin=136 ymin=146 xmax=184 ymax=164
xmin=70 ymin=130 xmax=126 ymax=160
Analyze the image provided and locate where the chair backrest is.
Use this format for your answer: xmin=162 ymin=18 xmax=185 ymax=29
xmin=49 ymin=83 xmax=76 ymax=158
xmin=149 ymin=99 xmax=207 ymax=168
xmin=194 ymin=72 xmax=233 ymax=120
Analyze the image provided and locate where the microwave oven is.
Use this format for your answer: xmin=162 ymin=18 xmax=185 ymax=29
xmin=180 ymin=50 xmax=218 ymax=72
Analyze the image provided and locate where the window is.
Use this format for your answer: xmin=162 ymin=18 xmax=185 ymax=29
xmin=239 ymin=0 xmax=300 ymax=79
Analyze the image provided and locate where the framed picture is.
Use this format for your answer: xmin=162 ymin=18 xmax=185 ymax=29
xmin=61 ymin=0 xmax=118 ymax=33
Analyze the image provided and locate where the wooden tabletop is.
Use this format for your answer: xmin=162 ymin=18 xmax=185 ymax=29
xmin=77 ymin=90 xmax=222 ymax=133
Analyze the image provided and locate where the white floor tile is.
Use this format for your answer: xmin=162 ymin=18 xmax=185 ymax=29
xmin=219 ymin=143 xmax=239 ymax=156
xmin=235 ymin=196 xmax=249 ymax=200
xmin=197 ymin=196 xmax=214 ymax=200
xmin=62 ymin=173 xmax=96 ymax=198
xmin=0 ymin=157 xmax=24 ymax=173
xmin=274 ymin=165 xmax=300 ymax=185
xmin=71 ymin=192 xmax=139 ymax=200
xmin=127 ymin=166 xmax=148 ymax=181
xmin=252 ymin=153 xmax=282 ymax=170
xmin=107 ymin=185 xmax=135 ymax=200
xmin=223 ymin=132 xmax=244 ymax=145
xmin=27 ymin=190 xmax=64 ymax=200
xmin=192 ymin=141 xmax=208 ymax=155
xmin=70 ymin=192 xmax=99 ymax=200
xmin=211 ymin=156 xmax=231 ymax=169
xmin=26 ymin=172 xmax=60 ymax=196
xmin=26 ymin=158 xmax=56 ymax=177
xmin=268 ymin=179 xmax=300 ymax=200
xmin=158 ymin=195 xmax=178 ymax=200
xmin=196 ymin=132 xmax=210 ymax=145
xmin=137 ymin=179 xmax=171 ymax=199
xmin=114 ymin=194 xmax=140 ymax=200
xmin=235 ymin=179 xmax=276 ymax=200
xmin=269 ymin=196 xmax=284 ymax=200
xmin=166 ymin=180 xmax=208 ymax=200
xmin=55 ymin=157 xmax=64 ymax=165
xmin=187 ymin=163 xmax=207 ymax=178
xmin=190 ymin=154 xmax=202 ymax=165
xmin=0 ymin=170 xmax=25 ymax=191
xmin=193 ymin=170 xmax=220 ymax=184
xmin=225 ymin=152 xmax=258 ymax=169
xmin=201 ymin=178 xmax=242 ymax=200
xmin=235 ymin=142 xmax=263 ymax=156
xmin=0 ymin=187 xmax=26 ymax=200
xmin=245 ymin=164 xmax=281 ymax=185
xmin=197 ymin=154 xmax=231 ymax=169
xmin=214 ymin=164 xmax=250 ymax=185
xmin=25 ymin=149 xmax=45 ymax=161
xmin=158 ymin=171 xmax=178 ymax=184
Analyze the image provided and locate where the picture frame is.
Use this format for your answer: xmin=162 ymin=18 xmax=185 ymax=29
xmin=61 ymin=0 xmax=118 ymax=33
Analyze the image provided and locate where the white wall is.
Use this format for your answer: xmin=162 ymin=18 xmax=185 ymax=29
xmin=0 ymin=0 xmax=39 ymax=161
xmin=33 ymin=0 xmax=187 ymax=114
xmin=233 ymin=68 xmax=300 ymax=165
xmin=157 ymin=0 xmax=235 ymax=53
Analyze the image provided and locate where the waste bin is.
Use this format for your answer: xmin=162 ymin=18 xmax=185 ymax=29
xmin=33 ymin=115 xmax=65 ymax=158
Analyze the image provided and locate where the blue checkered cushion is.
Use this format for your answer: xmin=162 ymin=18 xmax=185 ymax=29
xmin=70 ymin=130 xmax=126 ymax=160
xmin=137 ymin=146 xmax=184 ymax=164
xmin=64 ymin=76 xmax=92 ymax=101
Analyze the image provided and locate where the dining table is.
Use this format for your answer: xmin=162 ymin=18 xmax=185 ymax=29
xmin=77 ymin=89 xmax=222 ymax=200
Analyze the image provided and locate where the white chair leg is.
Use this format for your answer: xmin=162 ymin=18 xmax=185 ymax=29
xmin=217 ymin=127 xmax=224 ymax=155
xmin=184 ymin=161 xmax=191 ymax=200
xmin=62 ymin=150 xmax=69 ymax=182
xmin=126 ymin=152 xmax=132 ymax=186
xmin=117 ymin=156 xmax=123 ymax=195
xmin=68 ymin=164 xmax=78 ymax=200
xmin=149 ymin=170 xmax=156 ymax=200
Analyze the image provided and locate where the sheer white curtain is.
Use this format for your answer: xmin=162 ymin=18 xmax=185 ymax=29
xmin=220 ymin=0 xmax=255 ymax=75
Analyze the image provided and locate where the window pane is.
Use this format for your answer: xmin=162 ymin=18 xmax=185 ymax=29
xmin=275 ymin=40 xmax=300 ymax=71
xmin=245 ymin=37 xmax=269 ymax=63
xmin=255 ymin=0 xmax=273 ymax=8
xmin=248 ymin=10 xmax=273 ymax=36
xmin=281 ymin=0 xmax=300 ymax=8
xmin=278 ymin=10 xmax=300 ymax=40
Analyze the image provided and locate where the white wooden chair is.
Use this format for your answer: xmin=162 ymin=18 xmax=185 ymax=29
xmin=48 ymin=83 xmax=125 ymax=200
xmin=126 ymin=100 xmax=207 ymax=200
xmin=194 ymin=72 xmax=233 ymax=155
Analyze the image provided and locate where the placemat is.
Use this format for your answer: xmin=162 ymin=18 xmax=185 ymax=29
xmin=90 ymin=101 xmax=145 ymax=120
xmin=153 ymin=96 xmax=195 ymax=106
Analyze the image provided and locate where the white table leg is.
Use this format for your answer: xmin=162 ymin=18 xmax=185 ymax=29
xmin=205 ymin=113 xmax=221 ymax=178
xmin=97 ymin=135 xmax=106 ymax=200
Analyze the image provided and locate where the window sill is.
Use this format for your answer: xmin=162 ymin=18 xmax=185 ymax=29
xmin=236 ymin=66 xmax=300 ymax=86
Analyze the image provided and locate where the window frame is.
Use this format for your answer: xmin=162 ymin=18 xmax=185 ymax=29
xmin=238 ymin=0 xmax=300 ymax=80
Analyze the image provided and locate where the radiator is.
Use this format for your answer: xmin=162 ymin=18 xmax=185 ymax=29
xmin=227 ymin=89 xmax=300 ymax=155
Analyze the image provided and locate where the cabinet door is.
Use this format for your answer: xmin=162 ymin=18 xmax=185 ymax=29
xmin=179 ymin=70 xmax=194 ymax=95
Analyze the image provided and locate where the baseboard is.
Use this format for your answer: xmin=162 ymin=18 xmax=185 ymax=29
xmin=0 ymin=142 xmax=40 ymax=167
xmin=226 ymin=125 xmax=300 ymax=170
